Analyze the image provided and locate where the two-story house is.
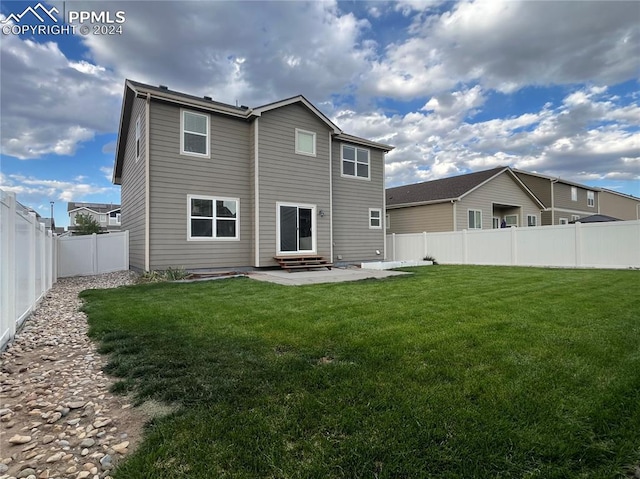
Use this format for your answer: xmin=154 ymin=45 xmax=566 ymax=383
xmin=112 ymin=80 xmax=393 ymax=271
xmin=513 ymin=170 xmax=601 ymax=225
xmin=67 ymin=202 xmax=121 ymax=233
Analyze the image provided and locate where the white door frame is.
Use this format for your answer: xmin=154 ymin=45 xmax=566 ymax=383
xmin=276 ymin=202 xmax=317 ymax=255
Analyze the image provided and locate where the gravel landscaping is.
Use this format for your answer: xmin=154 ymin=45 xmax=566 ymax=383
xmin=0 ymin=271 xmax=148 ymax=479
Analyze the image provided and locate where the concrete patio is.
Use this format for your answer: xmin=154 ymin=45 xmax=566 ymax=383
xmin=249 ymin=267 xmax=410 ymax=286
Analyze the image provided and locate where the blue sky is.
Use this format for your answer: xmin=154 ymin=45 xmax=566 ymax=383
xmin=1 ymin=0 xmax=639 ymax=227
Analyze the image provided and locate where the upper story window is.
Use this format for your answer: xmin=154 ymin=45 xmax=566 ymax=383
xmin=527 ymin=215 xmax=537 ymax=227
xmin=181 ymin=110 xmax=209 ymax=157
xmin=468 ymin=210 xmax=482 ymax=229
xmin=135 ymin=115 xmax=141 ymax=161
xmin=342 ymin=145 xmax=370 ymax=180
xmin=295 ymin=129 xmax=316 ymax=156
xmin=587 ymin=191 xmax=595 ymax=207
xmin=571 ymin=186 xmax=577 ymax=201
xmin=188 ymin=195 xmax=239 ymax=240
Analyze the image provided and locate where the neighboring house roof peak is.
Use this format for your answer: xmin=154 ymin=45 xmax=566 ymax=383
xmin=387 ymin=166 xmax=510 ymax=207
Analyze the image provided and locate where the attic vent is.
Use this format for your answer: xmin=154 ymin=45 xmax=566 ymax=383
xmin=204 ymin=96 xmax=212 ymax=100
xmin=159 ymin=85 xmax=168 ymax=90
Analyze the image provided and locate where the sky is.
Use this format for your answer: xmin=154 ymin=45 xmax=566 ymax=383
xmin=1 ymin=0 xmax=639 ymax=228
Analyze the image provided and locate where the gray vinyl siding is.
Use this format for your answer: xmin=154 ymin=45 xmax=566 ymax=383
xmin=514 ymin=172 xmax=551 ymax=206
xmin=147 ymin=101 xmax=252 ymax=270
xmin=332 ymin=142 xmax=386 ymax=263
xmin=120 ymin=97 xmax=146 ymax=270
xmin=456 ymin=172 xmax=542 ymax=231
xmin=257 ymin=104 xmax=332 ymax=266
xmin=600 ymin=191 xmax=640 ymax=220
xmin=554 ymin=182 xmax=597 ymax=212
xmin=387 ymin=202 xmax=453 ymax=234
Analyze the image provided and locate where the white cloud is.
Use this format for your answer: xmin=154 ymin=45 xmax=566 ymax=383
xmin=0 ymin=18 xmax=121 ymax=159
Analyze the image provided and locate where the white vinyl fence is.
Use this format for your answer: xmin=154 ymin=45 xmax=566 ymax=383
xmin=57 ymin=231 xmax=129 ymax=278
xmin=1 ymin=191 xmax=56 ymax=349
xmin=387 ymin=220 xmax=640 ymax=269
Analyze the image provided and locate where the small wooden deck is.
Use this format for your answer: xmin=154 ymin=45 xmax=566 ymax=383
xmin=274 ymin=256 xmax=333 ymax=272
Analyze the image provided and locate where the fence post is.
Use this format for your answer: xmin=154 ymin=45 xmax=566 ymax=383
xmin=392 ymin=233 xmax=396 ymax=261
xmin=2 ymin=192 xmax=17 ymax=343
xmin=92 ymin=233 xmax=98 ymax=274
xmin=462 ymin=229 xmax=468 ymax=264
xmin=28 ymin=212 xmax=37 ymax=318
xmin=574 ymin=222 xmax=582 ymax=267
xmin=124 ymin=230 xmax=130 ymax=271
xmin=422 ymin=231 xmax=428 ymax=259
xmin=511 ymin=226 xmax=517 ymax=265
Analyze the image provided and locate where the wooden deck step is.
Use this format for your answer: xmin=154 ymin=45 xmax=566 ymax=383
xmin=274 ymin=256 xmax=333 ymax=272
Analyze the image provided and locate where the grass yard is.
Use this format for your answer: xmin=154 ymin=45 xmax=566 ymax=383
xmin=80 ymin=266 xmax=640 ymax=478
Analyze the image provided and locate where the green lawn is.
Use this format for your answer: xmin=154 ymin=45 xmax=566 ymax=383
xmin=80 ymin=266 xmax=640 ymax=479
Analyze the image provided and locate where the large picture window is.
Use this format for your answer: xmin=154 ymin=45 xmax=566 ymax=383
xmin=188 ymin=195 xmax=239 ymax=240
xmin=342 ymin=145 xmax=370 ymax=179
xmin=181 ymin=110 xmax=209 ymax=157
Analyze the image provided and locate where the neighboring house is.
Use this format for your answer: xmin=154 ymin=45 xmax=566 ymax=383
xmin=67 ymin=202 xmax=121 ymax=233
xmin=112 ymin=80 xmax=393 ymax=271
xmin=598 ymin=189 xmax=640 ymax=221
xmin=386 ymin=166 xmax=544 ymax=233
xmin=513 ymin=170 xmax=601 ymax=225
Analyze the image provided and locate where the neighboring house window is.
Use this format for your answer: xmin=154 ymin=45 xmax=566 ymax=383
xmin=369 ymin=209 xmax=382 ymax=229
xmin=109 ymin=212 xmax=121 ymax=225
xmin=571 ymin=186 xmax=577 ymax=201
xmin=587 ymin=191 xmax=595 ymax=207
xmin=188 ymin=195 xmax=239 ymax=240
xmin=295 ymin=129 xmax=316 ymax=156
xmin=505 ymin=215 xmax=518 ymax=227
xmin=181 ymin=110 xmax=209 ymax=157
xmin=135 ymin=115 xmax=141 ymax=161
xmin=386 ymin=214 xmax=390 ymax=230
xmin=527 ymin=215 xmax=537 ymax=227
xmin=342 ymin=145 xmax=370 ymax=180
xmin=571 ymin=215 xmax=580 ymax=222
xmin=468 ymin=210 xmax=482 ymax=229
xmin=559 ymin=218 xmax=568 ymax=225
xmin=99 ymin=214 xmax=107 ymax=223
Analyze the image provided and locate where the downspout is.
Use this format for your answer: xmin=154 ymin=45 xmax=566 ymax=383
xmin=452 ymin=199 xmax=457 ymax=231
xmin=381 ymin=151 xmax=386 ymax=260
xmin=550 ymin=178 xmax=558 ymax=225
xmin=144 ymin=93 xmax=150 ymax=271
xmin=254 ymin=119 xmax=260 ymax=267
xmin=329 ymin=135 xmax=333 ymax=263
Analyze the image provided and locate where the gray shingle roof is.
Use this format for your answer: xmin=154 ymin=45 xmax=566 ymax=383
xmin=386 ymin=166 xmax=508 ymax=206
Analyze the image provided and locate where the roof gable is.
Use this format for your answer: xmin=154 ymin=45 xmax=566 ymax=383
xmin=251 ymin=95 xmax=341 ymax=134
xmin=387 ymin=166 xmax=544 ymax=208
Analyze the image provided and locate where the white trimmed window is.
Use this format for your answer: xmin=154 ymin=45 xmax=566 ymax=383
xmin=468 ymin=210 xmax=482 ymax=229
xmin=99 ymin=214 xmax=107 ymax=223
xmin=181 ymin=110 xmax=209 ymax=157
xmin=505 ymin=215 xmax=518 ymax=227
xmin=342 ymin=145 xmax=370 ymax=180
xmin=188 ymin=195 xmax=239 ymax=240
xmin=135 ymin=115 xmax=141 ymax=161
xmin=295 ymin=129 xmax=316 ymax=156
xmin=527 ymin=215 xmax=537 ymax=227
xmin=587 ymin=191 xmax=595 ymax=207
xmin=559 ymin=218 xmax=568 ymax=225
xmin=571 ymin=186 xmax=577 ymax=202
xmin=369 ymin=208 xmax=382 ymax=229
xmin=571 ymin=215 xmax=580 ymax=222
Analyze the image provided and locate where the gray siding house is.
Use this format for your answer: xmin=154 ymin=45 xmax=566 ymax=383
xmin=113 ymin=80 xmax=393 ymax=271
xmin=386 ymin=167 xmax=544 ymax=233
xmin=67 ymin=202 xmax=121 ymax=233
